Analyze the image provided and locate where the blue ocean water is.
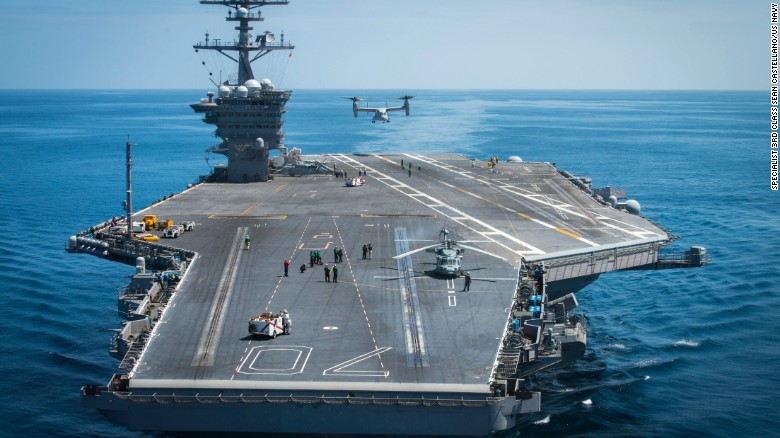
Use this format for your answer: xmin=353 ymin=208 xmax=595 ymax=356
xmin=0 ymin=89 xmax=775 ymax=437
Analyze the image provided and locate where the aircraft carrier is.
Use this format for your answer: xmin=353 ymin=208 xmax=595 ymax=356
xmin=71 ymin=1 xmax=708 ymax=436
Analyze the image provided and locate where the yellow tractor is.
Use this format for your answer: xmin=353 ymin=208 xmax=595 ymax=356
xmin=142 ymin=215 xmax=157 ymax=231
xmin=156 ymin=219 xmax=174 ymax=231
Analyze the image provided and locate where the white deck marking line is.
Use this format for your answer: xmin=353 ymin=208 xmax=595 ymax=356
xmin=332 ymin=154 xmax=543 ymax=256
xmin=322 ymin=347 xmax=392 ymax=377
xmin=408 ymin=154 xmax=588 ymax=248
xmin=264 ymin=216 xmax=313 ymax=312
xmin=590 ymin=220 xmax=656 ymax=239
xmin=446 ymin=278 xmax=457 ymax=306
xmin=409 ymin=153 xmax=663 ymax=240
xmin=231 ymin=217 xmax=312 ymax=380
xmin=500 ymin=186 xmax=656 ymax=238
xmin=250 ymin=349 xmax=302 ymax=371
xmin=192 ymin=226 xmax=246 ymax=367
xmin=424 ymin=205 xmax=541 ymax=256
xmin=603 ymin=218 xmax=666 ymax=235
xmin=333 ymin=216 xmax=389 ymax=379
xmin=529 ymin=218 xmax=600 ymax=247
xmin=237 ymin=346 xmax=313 ymax=375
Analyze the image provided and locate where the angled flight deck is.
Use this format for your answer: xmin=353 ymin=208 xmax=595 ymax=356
xmin=127 ymin=153 xmax=668 ymax=390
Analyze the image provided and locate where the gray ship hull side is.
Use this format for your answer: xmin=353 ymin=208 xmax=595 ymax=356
xmin=84 ymin=389 xmax=540 ymax=437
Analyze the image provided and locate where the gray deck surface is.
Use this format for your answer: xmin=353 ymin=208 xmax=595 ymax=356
xmin=129 ymin=153 xmax=667 ymax=390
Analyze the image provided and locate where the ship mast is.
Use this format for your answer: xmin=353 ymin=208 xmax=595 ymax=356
xmin=191 ymin=0 xmax=295 ymax=183
xmin=125 ymin=135 xmax=133 ymax=241
xmin=194 ymin=1 xmax=294 ymax=85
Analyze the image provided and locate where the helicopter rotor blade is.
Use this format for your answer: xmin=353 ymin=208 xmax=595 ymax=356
xmin=393 ymin=243 xmax=440 ymax=259
xmin=457 ymin=244 xmax=508 ymax=261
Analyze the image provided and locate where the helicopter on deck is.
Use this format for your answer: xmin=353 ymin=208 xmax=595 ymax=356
xmin=393 ymin=227 xmax=501 ymax=277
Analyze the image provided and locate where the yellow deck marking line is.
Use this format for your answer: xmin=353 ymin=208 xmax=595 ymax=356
xmin=330 ymin=154 xmax=541 ymax=256
xmin=241 ymin=202 xmax=261 ymax=215
xmin=553 ymin=227 xmax=582 ymax=239
xmin=403 ymin=153 xmax=588 ymax=243
xmin=405 ymin=153 xmax=649 ymax=246
xmin=401 ymin=159 xmax=590 ymax=245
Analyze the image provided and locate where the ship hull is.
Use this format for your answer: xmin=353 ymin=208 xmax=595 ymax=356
xmin=85 ymin=389 xmax=540 ymax=437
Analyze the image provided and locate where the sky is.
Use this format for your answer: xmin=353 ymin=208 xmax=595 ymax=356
xmin=0 ymin=0 xmax=766 ymax=90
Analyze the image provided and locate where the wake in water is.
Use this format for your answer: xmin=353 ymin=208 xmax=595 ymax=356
xmin=533 ymin=415 xmax=551 ymax=425
xmin=49 ymin=351 xmax=99 ymax=368
xmin=670 ymin=339 xmax=701 ymax=348
xmin=632 ymin=356 xmax=680 ymax=370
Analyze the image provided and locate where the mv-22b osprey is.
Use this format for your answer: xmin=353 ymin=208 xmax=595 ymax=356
xmin=346 ymin=96 xmax=414 ymax=123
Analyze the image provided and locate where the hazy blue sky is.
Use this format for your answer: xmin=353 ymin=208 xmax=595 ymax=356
xmin=0 ymin=0 xmax=766 ymax=90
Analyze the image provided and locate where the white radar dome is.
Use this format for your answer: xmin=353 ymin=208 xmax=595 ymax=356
xmin=244 ymin=79 xmax=261 ymax=90
xmin=507 ymin=156 xmax=523 ymax=162
xmin=260 ymin=78 xmax=275 ymax=90
xmin=236 ymin=86 xmax=249 ymax=98
xmin=624 ymin=199 xmax=641 ymax=215
xmin=237 ymin=7 xmax=249 ymax=18
xmin=218 ymin=86 xmax=230 ymax=98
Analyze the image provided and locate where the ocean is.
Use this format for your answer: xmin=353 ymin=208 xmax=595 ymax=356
xmin=0 ymin=89 xmax=775 ymax=437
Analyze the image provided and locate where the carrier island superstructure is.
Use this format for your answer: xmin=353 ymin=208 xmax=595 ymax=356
xmin=71 ymin=1 xmax=708 ymax=436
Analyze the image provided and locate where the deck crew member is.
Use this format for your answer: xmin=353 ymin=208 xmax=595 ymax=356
xmin=332 ymin=264 xmax=338 ymax=283
xmin=284 ymin=259 xmax=290 ymax=277
xmin=463 ymin=271 xmax=472 ymax=291
xmin=324 ymin=264 xmax=331 ymax=282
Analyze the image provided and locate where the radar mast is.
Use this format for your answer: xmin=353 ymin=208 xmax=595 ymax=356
xmin=194 ymin=1 xmax=294 ymax=85
xmin=191 ymin=1 xmax=295 ymax=183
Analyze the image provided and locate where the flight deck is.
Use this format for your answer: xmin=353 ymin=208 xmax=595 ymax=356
xmin=127 ymin=153 xmax=667 ymax=390
xmin=73 ymin=152 xmax=692 ymax=436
